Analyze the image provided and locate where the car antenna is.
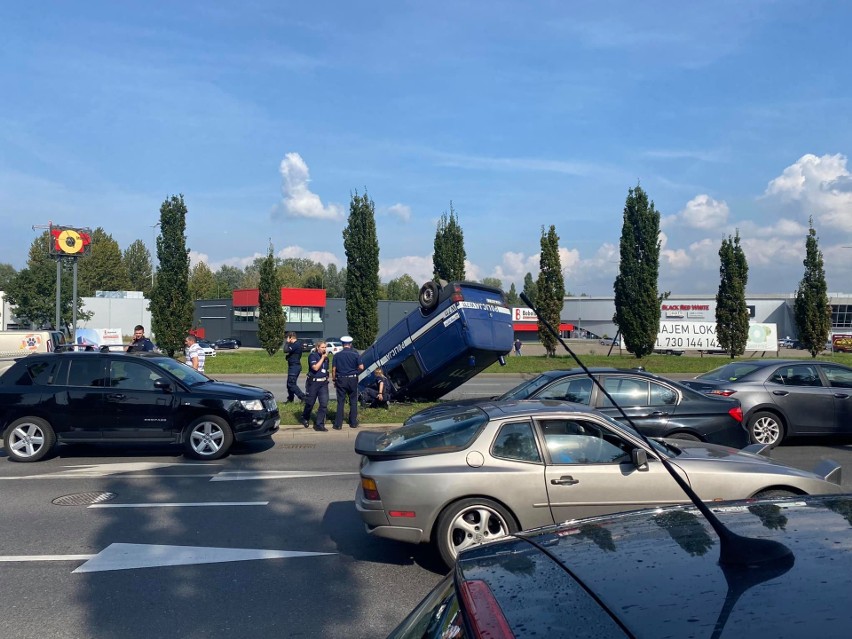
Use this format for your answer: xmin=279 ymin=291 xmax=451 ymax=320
xmin=520 ymin=292 xmax=793 ymax=569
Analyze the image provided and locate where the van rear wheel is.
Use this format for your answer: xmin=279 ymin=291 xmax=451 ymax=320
xmin=419 ymin=281 xmax=440 ymax=312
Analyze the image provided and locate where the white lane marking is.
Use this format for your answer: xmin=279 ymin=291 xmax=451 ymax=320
xmin=211 ymin=470 xmax=357 ymax=481
xmin=0 ymin=554 xmax=95 ymax=563
xmin=88 ymin=501 xmax=269 ymax=509
xmin=0 ymin=461 xmax=218 ymax=480
xmin=72 ymin=543 xmax=334 ymax=573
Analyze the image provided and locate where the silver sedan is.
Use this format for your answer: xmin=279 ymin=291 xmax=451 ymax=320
xmin=682 ymin=359 xmax=852 ymax=447
xmin=354 ymin=400 xmax=841 ymax=566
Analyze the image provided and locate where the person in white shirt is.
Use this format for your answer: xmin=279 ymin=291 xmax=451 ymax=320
xmin=185 ymin=334 xmax=206 ymax=373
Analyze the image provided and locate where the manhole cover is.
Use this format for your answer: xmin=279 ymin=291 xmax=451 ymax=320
xmin=279 ymin=443 xmax=317 ymax=449
xmin=53 ymin=492 xmax=117 ymax=506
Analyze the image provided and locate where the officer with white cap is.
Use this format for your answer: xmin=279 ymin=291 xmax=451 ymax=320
xmin=332 ymin=335 xmax=364 ymax=429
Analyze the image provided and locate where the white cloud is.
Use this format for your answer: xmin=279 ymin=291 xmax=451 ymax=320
xmin=764 ymin=153 xmax=852 ymax=231
xmin=667 ymin=194 xmax=730 ymax=230
xmin=379 ymin=255 xmax=433 ymax=284
xmin=738 ymin=217 xmax=808 ymax=238
xmin=386 ymin=203 xmax=412 ymax=222
xmin=276 ymin=152 xmax=344 ymax=220
xmin=492 ymin=251 xmax=540 ymax=286
xmin=662 ymin=248 xmax=691 ymax=268
xmin=189 ymin=250 xmax=209 ymax=268
xmin=276 ymin=246 xmax=342 ymax=266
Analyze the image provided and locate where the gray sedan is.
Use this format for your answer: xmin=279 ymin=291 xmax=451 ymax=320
xmin=682 ymin=359 xmax=852 ymax=448
xmin=354 ymin=400 xmax=841 ymax=566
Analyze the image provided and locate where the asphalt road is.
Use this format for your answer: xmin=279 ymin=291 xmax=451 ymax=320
xmin=1 ymin=427 xmax=851 ymax=639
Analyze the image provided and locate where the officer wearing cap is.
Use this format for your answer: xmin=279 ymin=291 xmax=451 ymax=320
xmin=300 ymin=341 xmax=330 ymax=431
xmin=332 ymin=335 xmax=364 ymax=430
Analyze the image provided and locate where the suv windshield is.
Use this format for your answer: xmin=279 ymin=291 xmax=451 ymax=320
xmin=376 ymin=407 xmax=488 ymax=453
xmin=149 ymin=356 xmax=209 ymax=385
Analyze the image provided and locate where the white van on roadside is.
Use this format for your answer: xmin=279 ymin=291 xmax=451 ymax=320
xmin=0 ymin=330 xmax=66 ymax=359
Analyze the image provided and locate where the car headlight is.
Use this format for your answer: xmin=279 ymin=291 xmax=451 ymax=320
xmin=240 ymin=399 xmax=264 ymax=411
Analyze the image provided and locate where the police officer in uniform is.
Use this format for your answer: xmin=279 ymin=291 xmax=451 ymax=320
xmin=284 ymin=332 xmax=307 ymax=403
xmin=332 ymin=335 xmax=364 ymax=429
xmin=300 ymin=341 xmax=330 ymax=431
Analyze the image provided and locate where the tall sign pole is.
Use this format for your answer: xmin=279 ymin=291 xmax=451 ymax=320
xmin=48 ymin=225 xmax=92 ymax=339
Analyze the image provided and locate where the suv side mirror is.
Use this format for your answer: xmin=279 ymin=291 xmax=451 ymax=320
xmin=631 ymin=448 xmax=648 ymax=470
xmin=154 ymin=378 xmax=173 ymax=392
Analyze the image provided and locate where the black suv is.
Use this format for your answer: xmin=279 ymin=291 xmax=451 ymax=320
xmin=0 ymin=351 xmax=280 ymax=462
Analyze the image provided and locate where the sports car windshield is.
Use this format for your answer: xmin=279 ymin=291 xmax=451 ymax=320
xmin=499 ymin=374 xmax=557 ymax=400
xmin=375 ymin=407 xmax=489 ymax=453
xmin=150 ymin=357 xmax=209 ymax=385
xmin=696 ymin=362 xmax=762 ymax=382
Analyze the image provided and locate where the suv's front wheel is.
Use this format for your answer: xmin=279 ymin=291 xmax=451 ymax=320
xmin=184 ymin=415 xmax=234 ymax=460
xmin=3 ymin=416 xmax=56 ymax=462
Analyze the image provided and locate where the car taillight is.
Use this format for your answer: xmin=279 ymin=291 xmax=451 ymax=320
xmin=729 ymin=406 xmax=743 ymax=423
xmin=459 ymin=579 xmax=515 ymax=639
xmin=451 ymin=285 xmax=464 ymax=302
xmin=709 ymin=389 xmax=737 ymax=397
xmin=361 ymin=477 xmax=380 ymax=501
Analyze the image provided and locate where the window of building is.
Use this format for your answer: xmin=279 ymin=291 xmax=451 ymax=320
xmin=283 ymin=306 xmax=323 ymax=323
xmin=234 ymin=306 xmax=258 ymax=322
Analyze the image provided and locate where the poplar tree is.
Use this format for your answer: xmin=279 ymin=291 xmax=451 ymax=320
xmin=536 ymin=225 xmax=565 ymax=356
xmin=343 ymin=190 xmax=380 ymax=348
xmin=716 ymin=230 xmax=750 ymax=357
xmin=257 ymin=242 xmax=286 ymax=356
xmin=150 ymin=195 xmax=193 ymax=356
xmin=506 ymin=283 xmax=519 ymax=306
xmin=613 ymin=185 xmax=662 ymax=358
xmin=433 ymin=202 xmax=466 ymax=281
xmin=795 ymin=218 xmax=831 ymax=358
xmin=522 ymin=272 xmax=537 ymax=307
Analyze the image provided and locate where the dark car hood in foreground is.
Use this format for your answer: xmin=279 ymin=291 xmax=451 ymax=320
xmin=457 ymin=495 xmax=852 ymax=638
xmin=192 ymin=379 xmax=272 ymax=399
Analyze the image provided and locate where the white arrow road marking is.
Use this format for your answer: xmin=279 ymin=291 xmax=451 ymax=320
xmin=0 ymin=544 xmax=334 ymax=572
xmin=211 ymin=470 xmax=357 ymax=481
xmin=72 ymin=543 xmax=334 ymax=573
xmin=88 ymin=501 xmax=269 ymax=509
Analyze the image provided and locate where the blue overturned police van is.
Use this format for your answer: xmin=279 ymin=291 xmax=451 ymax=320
xmin=357 ymin=281 xmax=514 ymax=401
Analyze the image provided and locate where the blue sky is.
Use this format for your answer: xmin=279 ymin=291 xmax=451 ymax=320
xmin=2 ymin=1 xmax=851 ymax=296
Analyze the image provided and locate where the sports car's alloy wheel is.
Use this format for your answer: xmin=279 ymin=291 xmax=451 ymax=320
xmin=4 ymin=416 xmax=56 ymax=462
xmin=185 ymin=416 xmax=234 ymax=460
xmin=436 ymin=498 xmax=518 ymax=567
xmin=748 ymin=411 xmax=784 ymax=448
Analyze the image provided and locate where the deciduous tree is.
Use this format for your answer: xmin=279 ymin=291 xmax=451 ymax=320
xmin=257 ymin=243 xmax=286 ymax=356
xmin=4 ymin=232 xmax=89 ymax=328
xmin=536 ymin=226 xmax=565 ymax=357
xmin=433 ymin=203 xmax=466 ymax=281
xmin=481 ymin=277 xmax=502 ymax=289
xmin=343 ymin=190 xmax=380 ymax=348
xmin=613 ymin=185 xmax=663 ymax=358
xmin=386 ymin=274 xmax=419 ymax=301
xmin=189 ymin=261 xmax=218 ymax=300
xmin=215 ymin=265 xmax=243 ymax=298
xmin=0 ymin=263 xmax=17 ymax=291
xmin=122 ymin=239 xmax=153 ymax=296
xmin=150 ymin=195 xmax=193 ymax=356
xmin=795 ymin=218 xmax=831 ymax=358
xmin=716 ymin=230 xmax=750 ymax=357
xmin=78 ymin=228 xmax=129 ymax=296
